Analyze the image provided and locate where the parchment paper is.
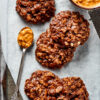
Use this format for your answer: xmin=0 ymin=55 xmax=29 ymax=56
xmin=1 ymin=0 xmax=100 ymax=100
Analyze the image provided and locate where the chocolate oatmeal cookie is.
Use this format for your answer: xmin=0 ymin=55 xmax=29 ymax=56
xmin=36 ymin=44 xmax=74 ymax=68
xmin=62 ymin=77 xmax=89 ymax=100
xmin=25 ymin=70 xmax=89 ymax=100
xmin=36 ymin=29 xmax=53 ymax=46
xmin=24 ymin=70 xmax=62 ymax=100
xmin=36 ymin=29 xmax=75 ymax=69
xmin=35 ymin=11 xmax=90 ymax=69
xmin=50 ymin=11 xmax=90 ymax=47
xmin=16 ymin=0 xmax=55 ymax=24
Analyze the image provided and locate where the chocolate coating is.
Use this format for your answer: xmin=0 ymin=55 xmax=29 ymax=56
xmin=50 ymin=11 xmax=90 ymax=47
xmin=16 ymin=0 xmax=55 ymax=24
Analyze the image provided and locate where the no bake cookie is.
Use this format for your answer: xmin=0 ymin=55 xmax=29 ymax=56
xmin=36 ymin=29 xmax=75 ymax=68
xmin=24 ymin=70 xmax=61 ymax=99
xmin=16 ymin=0 xmax=55 ymax=24
xmin=35 ymin=11 xmax=90 ymax=69
xmin=50 ymin=11 xmax=90 ymax=47
xmin=25 ymin=70 xmax=89 ymax=100
xmin=62 ymin=77 xmax=89 ymax=100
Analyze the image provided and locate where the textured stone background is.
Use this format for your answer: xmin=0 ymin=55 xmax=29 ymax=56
xmin=89 ymin=9 xmax=100 ymax=38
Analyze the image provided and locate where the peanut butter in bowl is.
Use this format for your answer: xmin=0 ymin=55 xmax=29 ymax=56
xmin=17 ymin=27 xmax=34 ymax=48
xmin=71 ymin=0 xmax=100 ymax=9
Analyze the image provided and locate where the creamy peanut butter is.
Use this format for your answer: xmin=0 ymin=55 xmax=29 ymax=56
xmin=17 ymin=27 xmax=33 ymax=48
xmin=72 ymin=0 xmax=100 ymax=8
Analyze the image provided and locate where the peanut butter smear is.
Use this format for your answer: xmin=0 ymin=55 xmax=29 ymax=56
xmin=17 ymin=27 xmax=34 ymax=48
xmin=72 ymin=0 xmax=100 ymax=8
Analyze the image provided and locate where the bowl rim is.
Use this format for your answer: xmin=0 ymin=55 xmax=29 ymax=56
xmin=70 ymin=0 xmax=100 ymax=10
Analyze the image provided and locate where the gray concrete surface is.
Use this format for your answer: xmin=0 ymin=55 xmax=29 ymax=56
xmin=89 ymin=9 xmax=100 ymax=38
xmin=2 ymin=8 xmax=100 ymax=100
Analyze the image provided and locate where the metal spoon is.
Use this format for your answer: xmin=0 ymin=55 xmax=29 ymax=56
xmin=11 ymin=27 xmax=34 ymax=100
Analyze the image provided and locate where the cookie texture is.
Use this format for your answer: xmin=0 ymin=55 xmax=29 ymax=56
xmin=36 ymin=29 xmax=54 ymax=46
xmin=62 ymin=77 xmax=89 ymax=100
xmin=16 ymin=0 xmax=55 ymax=24
xmin=24 ymin=70 xmax=62 ymax=100
xmin=35 ymin=11 xmax=90 ymax=69
xmin=36 ymin=29 xmax=75 ymax=68
xmin=24 ymin=70 xmax=89 ymax=100
xmin=50 ymin=11 xmax=90 ymax=47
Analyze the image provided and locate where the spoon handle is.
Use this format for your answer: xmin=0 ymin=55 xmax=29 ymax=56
xmin=11 ymin=48 xmax=26 ymax=100
xmin=16 ymin=48 xmax=26 ymax=92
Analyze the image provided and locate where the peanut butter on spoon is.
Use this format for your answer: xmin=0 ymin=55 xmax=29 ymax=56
xmin=17 ymin=27 xmax=34 ymax=48
xmin=11 ymin=27 xmax=34 ymax=100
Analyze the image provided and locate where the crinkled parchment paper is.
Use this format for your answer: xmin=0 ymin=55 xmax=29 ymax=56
xmin=1 ymin=0 xmax=100 ymax=100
